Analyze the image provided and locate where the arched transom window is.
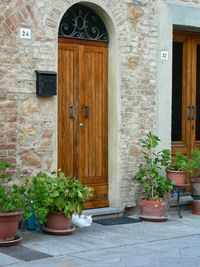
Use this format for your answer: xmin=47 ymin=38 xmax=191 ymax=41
xmin=58 ymin=4 xmax=109 ymax=42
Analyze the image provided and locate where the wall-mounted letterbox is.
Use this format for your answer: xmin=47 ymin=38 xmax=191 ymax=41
xmin=35 ymin=70 xmax=57 ymax=96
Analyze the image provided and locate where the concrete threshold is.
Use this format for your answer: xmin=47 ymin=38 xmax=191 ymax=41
xmin=83 ymin=207 xmax=123 ymax=219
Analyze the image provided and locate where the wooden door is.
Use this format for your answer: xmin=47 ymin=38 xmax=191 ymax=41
xmin=58 ymin=39 xmax=109 ymax=208
xmin=172 ymin=31 xmax=200 ymax=156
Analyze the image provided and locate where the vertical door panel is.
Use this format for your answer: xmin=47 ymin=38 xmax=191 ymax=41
xmin=79 ymin=45 xmax=108 ymax=207
xmin=172 ymin=32 xmax=192 ymax=157
xmin=58 ymin=43 xmax=79 ymax=177
xmin=172 ymin=42 xmax=183 ymax=142
xmin=195 ymin=44 xmax=200 ymax=141
xmin=193 ymin=37 xmax=200 ymax=150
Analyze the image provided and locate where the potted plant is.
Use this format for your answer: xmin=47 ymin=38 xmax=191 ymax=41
xmin=0 ymin=162 xmax=30 ymax=245
xmin=189 ymin=148 xmax=200 ymax=215
xmin=28 ymin=171 xmax=93 ymax=234
xmin=166 ymin=153 xmax=194 ymax=185
xmin=132 ymin=132 xmax=174 ymax=222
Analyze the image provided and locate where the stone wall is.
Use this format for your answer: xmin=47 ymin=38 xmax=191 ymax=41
xmin=0 ymin=0 xmax=200 ymax=208
xmin=0 ymin=0 xmax=57 ymax=178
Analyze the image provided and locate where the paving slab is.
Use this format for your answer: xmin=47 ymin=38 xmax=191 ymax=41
xmin=7 ymin=255 xmax=92 ymax=267
xmin=0 ymin=253 xmax=22 ymax=266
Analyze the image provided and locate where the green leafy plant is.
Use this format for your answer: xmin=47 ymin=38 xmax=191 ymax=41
xmin=28 ymin=171 xmax=93 ymax=224
xmin=0 ymin=161 xmax=30 ymax=217
xmin=190 ymin=148 xmax=200 ymax=176
xmin=132 ymin=132 xmax=174 ymax=199
xmin=166 ymin=153 xmax=195 ymax=173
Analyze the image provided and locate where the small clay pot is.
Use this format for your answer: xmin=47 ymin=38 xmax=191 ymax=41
xmin=166 ymin=170 xmax=186 ymax=185
xmin=46 ymin=212 xmax=72 ymax=230
xmin=0 ymin=211 xmax=22 ymax=241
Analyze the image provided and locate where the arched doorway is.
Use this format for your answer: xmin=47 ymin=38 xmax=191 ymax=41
xmin=58 ymin=4 xmax=109 ymax=208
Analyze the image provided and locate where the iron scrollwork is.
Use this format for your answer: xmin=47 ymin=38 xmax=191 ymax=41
xmin=58 ymin=4 xmax=109 ymax=42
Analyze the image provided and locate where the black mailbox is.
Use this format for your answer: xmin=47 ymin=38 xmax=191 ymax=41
xmin=35 ymin=70 xmax=57 ymax=96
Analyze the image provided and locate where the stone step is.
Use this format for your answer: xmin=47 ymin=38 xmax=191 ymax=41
xmin=83 ymin=207 xmax=123 ymax=219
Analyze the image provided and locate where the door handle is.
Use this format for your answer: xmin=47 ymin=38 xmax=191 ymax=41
xmin=84 ymin=105 xmax=90 ymax=118
xmin=188 ymin=106 xmax=196 ymax=121
xmin=69 ymin=104 xmax=75 ymax=118
xmin=188 ymin=106 xmax=196 ymax=120
xmin=188 ymin=106 xmax=192 ymax=120
xmin=192 ymin=106 xmax=196 ymax=120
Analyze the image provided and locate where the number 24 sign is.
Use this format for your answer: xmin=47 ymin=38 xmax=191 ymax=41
xmin=20 ymin=28 xmax=31 ymax=39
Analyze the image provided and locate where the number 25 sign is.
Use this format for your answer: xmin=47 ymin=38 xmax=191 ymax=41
xmin=20 ymin=28 xmax=31 ymax=39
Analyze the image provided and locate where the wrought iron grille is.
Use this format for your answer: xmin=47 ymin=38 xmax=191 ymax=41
xmin=58 ymin=4 xmax=109 ymax=42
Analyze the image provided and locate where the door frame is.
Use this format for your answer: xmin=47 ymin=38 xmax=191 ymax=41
xmin=172 ymin=31 xmax=200 ymax=156
xmin=57 ymin=5 xmax=121 ymax=207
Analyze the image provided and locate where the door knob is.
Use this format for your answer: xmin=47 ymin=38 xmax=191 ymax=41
xmin=84 ymin=105 xmax=90 ymax=118
xmin=80 ymin=123 xmax=84 ymax=128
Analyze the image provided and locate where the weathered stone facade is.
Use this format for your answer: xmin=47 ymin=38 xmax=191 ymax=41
xmin=1 ymin=0 xmax=200 ymax=209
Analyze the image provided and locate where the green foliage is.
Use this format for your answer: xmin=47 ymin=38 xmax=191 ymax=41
xmin=191 ymin=148 xmax=200 ymax=176
xmin=132 ymin=132 xmax=174 ymax=199
xmin=0 ymin=162 xmax=30 ymax=216
xmin=28 ymin=171 xmax=93 ymax=224
xmin=167 ymin=153 xmax=195 ymax=173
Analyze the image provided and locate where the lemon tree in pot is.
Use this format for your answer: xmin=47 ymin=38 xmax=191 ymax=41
xmin=132 ymin=133 xmax=174 ymax=222
xmin=29 ymin=171 xmax=93 ymax=234
xmin=0 ymin=162 xmax=30 ymax=244
xmin=166 ymin=153 xmax=194 ymax=186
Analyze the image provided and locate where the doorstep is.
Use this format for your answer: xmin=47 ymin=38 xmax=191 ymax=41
xmin=83 ymin=207 xmax=123 ymax=219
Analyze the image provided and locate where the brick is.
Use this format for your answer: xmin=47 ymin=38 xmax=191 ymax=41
xmin=0 ymin=116 xmax=17 ymax=122
xmin=5 ymin=158 xmax=16 ymax=164
xmin=0 ymin=102 xmax=17 ymax=108
xmin=7 ymin=151 xmax=16 ymax=157
xmin=0 ymin=151 xmax=7 ymax=157
xmin=20 ymin=7 xmax=29 ymax=19
xmin=0 ymin=145 xmax=16 ymax=150
xmin=2 ymin=22 xmax=12 ymax=36
xmin=5 ymin=16 xmax=16 ymax=32
xmin=0 ymin=130 xmax=16 ymax=136
xmin=26 ymin=5 xmax=34 ymax=21
xmin=16 ymin=11 xmax=24 ymax=23
xmin=16 ymin=0 xmax=24 ymax=6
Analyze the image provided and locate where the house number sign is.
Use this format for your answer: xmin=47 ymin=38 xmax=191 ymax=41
xmin=20 ymin=28 xmax=31 ymax=39
xmin=160 ymin=51 xmax=168 ymax=61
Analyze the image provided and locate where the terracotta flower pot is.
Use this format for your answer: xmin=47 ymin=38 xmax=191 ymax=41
xmin=139 ymin=199 xmax=168 ymax=222
xmin=46 ymin=212 xmax=72 ymax=230
xmin=0 ymin=211 xmax=22 ymax=241
xmin=189 ymin=176 xmax=200 ymax=215
xmin=189 ymin=176 xmax=200 ymax=199
xmin=166 ymin=170 xmax=186 ymax=185
xmin=192 ymin=200 xmax=200 ymax=215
